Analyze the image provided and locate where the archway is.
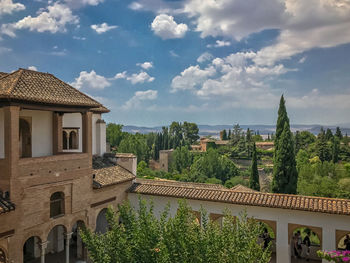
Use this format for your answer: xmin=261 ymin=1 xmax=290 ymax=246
xmin=19 ymin=118 xmax=32 ymax=158
xmin=96 ymin=208 xmax=109 ymax=234
xmin=0 ymin=248 xmax=7 ymax=263
xmin=337 ymin=231 xmax=350 ymax=251
xmin=63 ymin=131 xmax=68 ymax=150
xmin=69 ymin=131 xmax=78 ymax=149
xmin=23 ymin=236 xmax=41 ymax=262
xmin=46 ymin=225 xmax=67 ymax=261
xmin=289 ymin=225 xmax=321 ymax=262
xmin=70 ymin=220 xmax=87 ymax=260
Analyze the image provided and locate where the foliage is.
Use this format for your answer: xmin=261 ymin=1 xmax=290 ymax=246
xmin=249 ymin=143 xmax=260 ymax=191
xmin=224 ymin=176 xmax=249 ymax=188
xmin=118 ymin=133 xmax=150 ymax=163
xmin=80 ymin=199 xmax=272 ymax=263
xmin=189 ymin=149 xmax=240 ymax=183
xmin=317 ymin=250 xmax=350 ymax=262
xmin=106 ymin=123 xmax=126 ymax=148
xmin=171 ymin=146 xmax=193 ymax=173
xmin=272 ymin=96 xmax=298 ymax=194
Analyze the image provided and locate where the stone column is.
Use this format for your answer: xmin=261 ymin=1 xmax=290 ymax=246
xmin=65 ymin=232 xmax=73 ymax=263
xmin=322 ymin=226 xmax=336 ymax=263
xmin=39 ymin=241 xmax=48 ymax=263
xmin=53 ymin=112 xmax=63 ymax=154
xmin=276 ymin=221 xmax=291 ymax=263
xmin=82 ymin=111 xmax=92 ymax=167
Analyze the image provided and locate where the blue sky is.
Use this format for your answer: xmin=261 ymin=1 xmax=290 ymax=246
xmin=1 ymin=0 xmax=350 ymax=126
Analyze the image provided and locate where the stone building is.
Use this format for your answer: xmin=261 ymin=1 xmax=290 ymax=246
xmin=0 ymin=69 xmax=136 ymax=263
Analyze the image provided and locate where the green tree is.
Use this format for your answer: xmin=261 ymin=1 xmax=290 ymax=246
xmin=272 ymin=96 xmax=298 ymax=194
xmin=118 ymin=133 xmax=150 ymax=163
xmin=183 ymin=122 xmax=200 ymax=145
xmin=171 ymin=146 xmax=193 ymax=173
xmin=325 ymin=128 xmax=333 ymax=141
xmin=316 ymin=128 xmax=331 ymax=162
xmin=80 ymin=199 xmax=271 ymax=263
xmin=232 ymin=124 xmax=242 ymax=145
xmin=228 ymin=129 xmax=232 ymax=140
xmin=335 ymin=126 xmax=343 ymax=140
xmin=332 ymin=136 xmax=340 ymax=163
xmin=220 ymin=129 xmax=228 ymax=140
xmin=249 ymin=143 xmax=260 ymax=191
xmin=106 ymin=123 xmax=125 ymax=148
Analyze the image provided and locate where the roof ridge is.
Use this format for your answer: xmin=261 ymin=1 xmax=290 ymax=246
xmin=50 ymin=73 xmax=102 ymax=108
xmin=134 ymin=180 xmax=350 ymax=202
xmin=6 ymin=69 xmax=23 ymax=95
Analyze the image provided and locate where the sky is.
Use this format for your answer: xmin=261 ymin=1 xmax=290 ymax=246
xmin=1 ymin=0 xmax=350 ymax=127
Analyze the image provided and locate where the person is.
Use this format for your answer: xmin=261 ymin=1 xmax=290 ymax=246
xmin=296 ymin=231 xmax=302 ymax=258
xmin=292 ymin=233 xmax=299 ymax=258
xmin=303 ymin=231 xmax=311 ymax=261
xmin=262 ymin=228 xmax=271 ymax=249
xmin=344 ymin=234 xmax=350 ymax=251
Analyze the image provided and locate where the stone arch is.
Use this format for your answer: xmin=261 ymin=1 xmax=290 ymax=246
xmin=63 ymin=130 xmax=68 ymax=150
xmin=46 ymin=224 xmax=67 ymax=255
xmin=70 ymin=220 xmax=87 ymax=260
xmin=23 ymin=235 xmax=42 ymax=262
xmin=69 ymin=130 xmax=78 ymax=149
xmin=19 ymin=117 xmax=32 ymax=158
xmin=0 ymin=246 xmax=7 ymax=263
xmin=68 ymin=216 xmax=87 ymax=231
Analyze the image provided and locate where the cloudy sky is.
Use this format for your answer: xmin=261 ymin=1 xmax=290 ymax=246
xmin=1 ymin=0 xmax=350 ymax=126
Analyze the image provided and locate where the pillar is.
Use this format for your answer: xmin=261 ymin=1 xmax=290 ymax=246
xmin=276 ymin=221 xmax=290 ymax=263
xmin=53 ymin=113 xmax=63 ymax=154
xmin=39 ymin=241 xmax=48 ymax=263
xmin=82 ymin=111 xmax=92 ymax=166
xmin=65 ymin=232 xmax=73 ymax=263
xmin=2 ymin=106 xmax=19 ymax=198
xmin=322 ymin=226 xmax=336 ymax=263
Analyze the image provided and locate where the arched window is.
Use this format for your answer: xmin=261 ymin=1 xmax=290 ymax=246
xmin=69 ymin=131 xmax=78 ymax=149
xmin=50 ymin=192 xmax=65 ymax=218
xmin=0 ymin=248 xmax=6 ymax=263
xmin=63 ymin=131 xmax=68 ymax=150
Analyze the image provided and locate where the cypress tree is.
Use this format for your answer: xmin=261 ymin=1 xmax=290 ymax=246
xmin=272 ymin=95 xmax=298 ymax=194
xmin=228 ymin=129 xmax=231 ymax=140
xmin=249 ymin=143 xmax=260 ymax=191
xmin=335 ymin=127 xmax=343 ymax=140
xmin=332 ymin=137 xmax=340 ymax=163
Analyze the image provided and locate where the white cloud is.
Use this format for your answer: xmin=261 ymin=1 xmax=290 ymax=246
xmin=129 ymin=2 xmax=143 ymax=10
xmin=0 ymin=46 xmax=12 ymax=53
xmin=73 ymin=36 xmax=86 ymax=40
xmin=127 ymin=71 xmax=155 ymax=84
xmin=197 ymin=52 xmax=213 ymax=63
xmin=28 ymin=66 xmax=37 ymax=71
xmin=128 ymin=0 xmax=181 ymax=14
xmin=114 ymin=71 xmax=127 ymax=79
xmin=123 ymin=89 xmax=158 ymax=109
xmin=171 ymin=65 xmax=216 ymax=93
xmin=0 ymin=0 xmax=25 ymax=15
xmin=71 ymin=70 xmax=111 ymax=90
xmin=207 ymin=40 xmax=231 ymax=48
xmin=298 ymin=56 xmax=306 ymax=63
xmin=91 ymin=23 xmax=118 ymax=34
xmin=137 ymin=62 xmax=153 ymax=70
xmin=169 ymin=50 xmax=179 ymax=57
xmin=64 ymin=0 xmax=104 ymax=8
xmin=151 ymin=14 xmax=188 ymax=39
xmin=3 ymin=2 xmax=79 ymax=37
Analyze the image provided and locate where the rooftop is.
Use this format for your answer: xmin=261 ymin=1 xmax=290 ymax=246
xmin=0 ymin=68 xmax=107 ymax=108
xmin=93 ymin=165 xmax=135 ymax=189
xmin=128 ymin=179 xmax=350 ymax=216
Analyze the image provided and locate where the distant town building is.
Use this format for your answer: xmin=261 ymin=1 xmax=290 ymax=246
xmin=159 ymin=149 xmax=174 ymax=172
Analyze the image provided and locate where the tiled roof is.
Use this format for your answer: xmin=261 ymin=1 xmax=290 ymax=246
xmin=0 ymin=196 xmax=15 ymax=214
xmin=0 ymin=72 xmax=8 ymax=78
xmin=135 ymin=179 xmax=226 ymax=190
xmin=93 ymin=165 xmax=135 ymax=189
xmin=0 ymin=68 xmax=102 ymax=107
xmin=92 ymin=105 xmax=110 ymax=113
xmin=128 ymin=180 xmax=350 ymax=216
xmin=230 ymin=184 xmax=257 ymax=193
xmin=116 ymin=153 xmax=137 ymax=158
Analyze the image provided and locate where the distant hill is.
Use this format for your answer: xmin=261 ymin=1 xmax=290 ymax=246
xmin=122 ymin=124 xmax=350 ymax=138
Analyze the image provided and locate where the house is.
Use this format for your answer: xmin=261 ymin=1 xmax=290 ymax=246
xmin=191 ymin=137 xmax=230 ymax=152
xmin=0 ymin=69 xmax=349 ymax=263
xmin=256 ymin=141 xmax=275 ymax=150
xmin=0 ymin=69 xmax=136 ymax=263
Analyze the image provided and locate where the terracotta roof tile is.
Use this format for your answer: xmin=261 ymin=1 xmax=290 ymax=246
xmin=230 ymin=184 xmax=257 ymax=193
xmin=0 ymin=72 xmax=8 ymax=78
xmin=128 ymin=180 xmax=350 ymax=216
xmin=93 ymin=165 xmax=135 ymax=189
xmin=0 ymin=196 xmax=15 ymax=214
xmin=0 ymin=68 xmax=102 ymax=107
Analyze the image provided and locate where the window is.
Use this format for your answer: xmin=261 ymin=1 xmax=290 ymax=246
xmin=62 ymin=128 xmax=79 ymax=150
xmin=0 ymin=248 xmax=6 ymax=263
xmin=50 ymin=192 xmax=64 ymax=218
xmin=19 ymin=117 xmax=32 ymax=158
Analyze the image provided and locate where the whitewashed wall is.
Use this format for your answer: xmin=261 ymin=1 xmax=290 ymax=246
xmin=128 ymin=193 xmax=350 ymax=263
xmin=62 ymin=113 xmax=82 ymax=152
xmin=20 ymin=110 xmax=53 ymax=158
xmin=92 ymin=113 xmax=106 ymax=156
xmin=92 ymin=114 xmax=99 ymax=155
xmin=0 ymin=108 xmax=4 ymax=159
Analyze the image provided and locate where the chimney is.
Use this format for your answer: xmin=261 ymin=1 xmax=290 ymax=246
xmin=115 ymin=153 xmax=137 ymax=176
